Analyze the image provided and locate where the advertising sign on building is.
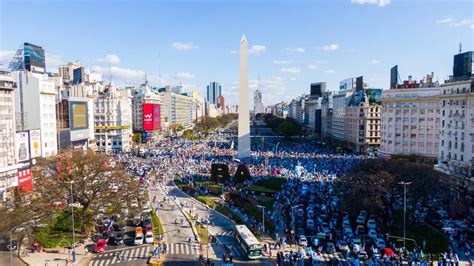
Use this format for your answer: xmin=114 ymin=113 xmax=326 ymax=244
xmin=23 ymin=42 xmax=46 ymax=73
xmin=70 ymin=101 xmax=88 ymax=130
xmin=17 ymin=169 xmax=33 ymax=193
xmin=15 ymin=131 xmax=30 ymax=163
xmin=153 ymin=104 xmax=161 ymax=130
xmin=143 ymin=103 xmax=154 ymax=131
xmin=29 ymin=129 xmax=41 ymax=158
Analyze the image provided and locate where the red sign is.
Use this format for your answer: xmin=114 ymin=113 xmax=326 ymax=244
xmin=17 ymin=169 xmax=33 ymax=193
xmin=143 ymin=103 xmax=153 ymax=131
xmin=143 ymin=103 xmax=161 ymax=131
xmin=153 ymin=104 xmax=161 ymax=130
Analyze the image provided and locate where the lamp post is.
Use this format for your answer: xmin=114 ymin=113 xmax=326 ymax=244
xmin=275 ymin=142 xmax=281 ymax=157
xmin=68 ymin=181 xmax=77 ymax=262
xmin=290 ymin=204 xmax=303 ymax=244
xmin=399 ymin=181 xmax=411 ymax=252
xmin=257 ymin=205 xmax=266 ymax=236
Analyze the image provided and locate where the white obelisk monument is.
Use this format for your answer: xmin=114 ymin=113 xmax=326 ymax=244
xmin=238 ymin=35 xmax=251 ymax=158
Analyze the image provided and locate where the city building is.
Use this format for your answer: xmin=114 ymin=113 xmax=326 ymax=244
xmin=190 ymin=91 xmax=205 ymax=122
xmin=380 ymin=72 xmax=440 ymax=160
xmin=132 ymin=81 xmax=162 ymax=142
xmin=58 ymin=61 xmax=81 ymax=83
xmin=94 ymin=84 xmax=132 ymax=153
xmin=436 ymin=51 xmax=474 ymax=203
xmin=345 ymin=88 xmax=382 ymax=153
xmin=160 ymin=89 xmax=194 ymax=129
xmin=332 ymin=79 xmax=355 ymax=141
xmin=254 ymin=89 xmax=265 ymax=114
xmin=0 ymin=68 xmax=18 ymax=204
xmin=13 ymin=71 xmax=58 ymax=157
xmin=321 ymin=91 xmax=333 ymax=138
xmin=206 ymin=82 xmax=222 ymax=105
xmin=217 ymin=95 xmax=226 ymax=113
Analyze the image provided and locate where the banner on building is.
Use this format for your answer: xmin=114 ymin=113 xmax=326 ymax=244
xmin=143 ymin=104 xmax=161 ymax=131
xmin=17 ymin=169 xmax=33 ymax=193
xmin=29 ymin=129 xmax=41 ymax=158
xmin=15 ymin=131 xmax=30 ymax=163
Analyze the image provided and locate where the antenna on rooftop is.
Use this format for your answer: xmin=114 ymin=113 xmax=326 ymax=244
xmin=108 ymin=56 xmax=112 ymax=85
xmin=158 ymin=53 xmax=161 ymax=87
xmin=459 ymin=42 xmax=462 ymax=54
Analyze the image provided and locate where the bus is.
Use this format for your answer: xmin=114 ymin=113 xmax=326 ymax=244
xmin=235 ymin=225 xmax=262 ymax=260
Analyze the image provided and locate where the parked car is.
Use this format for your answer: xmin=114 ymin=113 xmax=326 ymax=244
xmin=298 ymin=235 xmax=308 ymax=246
xmin=145 ymin=231 xmax=154 ymax=244
xmin=112 ymin=232 xmax=124 ymax=245
xmin=336 ymin=240 xmax=349 ymax=252
xmin=368 ymin=229 xmax=377 ymax=239
xmin=374 ymin=238 xmax=386 ymax=249
xmin=94 ymin=239 xmax=107 ymax=253
xmin=134 ymin=234 xmax=144 ymax=245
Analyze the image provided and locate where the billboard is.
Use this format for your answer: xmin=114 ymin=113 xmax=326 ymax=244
xmin=143 ymin=103 xmax=161 ymax=131
xmin=143 ymin=103 xmax=153 ymax=131
xmin=29 ymin=129 xmax=42 ymax=158
xmin=310 ymin=83 xmax=325 ymax=97
xmin=70 ymin=101 xmax=88 ymax=130
xmin=15 ymin=131 xmax=30 ymax=163
xmin=356 ymin=76 xmax=364 ymax=91
xmin=24 ymin=42 xmax=45 ymax=73
xmin=17 ymin=169 xmax=33 ymax=193
xmin=453 ymin=51 xmax=473 ymax=81
xmin=153 ymin=104 xmax=161 ymax=130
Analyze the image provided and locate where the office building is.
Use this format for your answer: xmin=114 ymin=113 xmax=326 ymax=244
xmin=206 ymin=82 xmax=222 ymax=105
xmin=437 ymin=52 xmax=474 ymax=203
xmin=160 ymin=90 xmax=194 ymax=129
xmin=380 ymin=73 xmax=440 ymax=160
xmin=58 ymin=61 xmax=81 ymax=83
xmin=321 ymin=91 xmax=333 ymax=138
xmin=332 ymin=79 xmax=354 ymax=141
xmin=345 ymin=88 xmax=382 ymax=153
xmin=0 ymin=69 xmax=18 ymax=204
xmin=132 ymin=81 xmax=162 ymax=141
xmin=94 ymin=84 xmax=132 ymax=153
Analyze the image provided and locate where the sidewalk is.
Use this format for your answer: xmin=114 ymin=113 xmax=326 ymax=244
xmin=20 ymin=246 xmax=92 ymax=266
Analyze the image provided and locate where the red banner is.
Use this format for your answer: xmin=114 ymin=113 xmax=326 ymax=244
xmin=153 ymin=104 xmax=161 ymax=130
xmin=17 ymin=169 xmax=33 ymax=193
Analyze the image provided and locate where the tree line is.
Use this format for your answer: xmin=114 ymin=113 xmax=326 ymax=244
xmin=258 ymin=113 xmax=302 ymax=138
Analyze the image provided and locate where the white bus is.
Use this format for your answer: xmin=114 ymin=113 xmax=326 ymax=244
xmin=235 ymin=225 xmax=262 ymax=260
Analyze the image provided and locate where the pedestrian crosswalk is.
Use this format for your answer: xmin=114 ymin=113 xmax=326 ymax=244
xmin=214 ymin=230 xmax=235 ymax=237
xmin=89 ymin=245 xmax=152 ymax=266
xmin=317 ymin=252 xmax=348 ymax=263
xmin=165 ymin=242 xmax=200 ymax=256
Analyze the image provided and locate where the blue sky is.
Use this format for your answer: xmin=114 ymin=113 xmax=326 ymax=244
xmin=1 ymin=0 xmax=473 ymax=106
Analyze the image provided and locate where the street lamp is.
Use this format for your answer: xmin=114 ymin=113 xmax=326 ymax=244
xmin=275 ymin=142 xmax=281 ymax=157
xmin=257 ymin=205 xmax=266 ymax=236
xmin=399 ymin=181 xmax=411 ymax=252
xmin=290 ymin=204 xmax=303 ymax=244
xmin=67 ymin=181 xmax=77 ymax=262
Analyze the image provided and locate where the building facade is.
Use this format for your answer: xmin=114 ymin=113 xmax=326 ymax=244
xmin=0 ymin=69 xmax=18 ymax=203
xmin=14 ymin=72 xmax=58 ymax=157
xmin=94 ymin=84 xmax=132 ymax=153
xmin=254 ymin=89 xmax=264 ymax=114
xmin=132 ymin=82 xmax=162 ymax=141
xmin=380 ymin=75 xmax=440 ymax=159
xmin=332 ymin=89 xmax=353 ymax=141
xmin=58 ymin=61 xmax=81 ymax=83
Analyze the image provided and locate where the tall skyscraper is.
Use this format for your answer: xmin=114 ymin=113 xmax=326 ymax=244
xmin=254 ymin=89 xmax=264 ymax=114
xmin=206 ymin=82 xmax=222 ymax=105
xmin=238 ymin=35 xmax=250 ymax=158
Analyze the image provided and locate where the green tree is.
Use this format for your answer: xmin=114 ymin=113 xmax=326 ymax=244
xmin=278 ymin=121 xmax=301 ymax=138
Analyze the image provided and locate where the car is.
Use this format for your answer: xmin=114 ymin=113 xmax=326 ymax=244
xmin=356 ymin=224 xmax=365 ymax=234
xmin=133 ymin=215 xmax=142 ymax=226
xmin=145 ymin=231 xmax=154 ymax=244
xmin=101 ymin=232 xmax=110 ymax=242
xmin=326 ymin=242 xmax=336 ymax=254
xmin=298 ymin=235 xmax=308 ymax=246
xmin=356 ymin=215 xmax=366 ymax=225
xmin=336 ymin=240 xmax=349 ymax=252
xmin=342 ymin=218 xmax=350 ymax=228
xmin=6 ymin=240 xmax=17 ymax=251
xmin=113 ymin=224 xmax=126 ymax=232
xmin=374 ymin=238 xmax=386 ymax=249
xmin=367 ymin=219 xmax=376 ymax=230
xmin=131 ymin=200 xmax=139 ymax=208
xmin=112 ymin=232 xmax=124 ymax=245
xmin=343 ymin=226 xmax=353 ymax=238
xmin=296 ymin=208 xmax=304 ymax=217
xmin=368 ymin=228 xmax=377 ymax=239
xmin=94 ymin=239 xmax=107 ymax=253
xmin=143 ymin=217 xmax=152 ymax=227
xmin=134 ymin=234 xmax=144 ymax=245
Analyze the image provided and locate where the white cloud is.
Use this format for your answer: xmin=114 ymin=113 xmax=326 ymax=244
xmin=437 ymin=18 xmax=454 ymax=24
xmin=172 ymin=42 xmax=199 ymax=50
xmin=322 ymin=44 xmax=339 ymax=51
xmin=307 ymin=64 xmax=317 ymax=69
xmin=249 ymin=45 xmax=267 ymax=55
xmin=371 ymin=59 xmax=381 ymax=64
xmin=98 ymin=54 xmax=121 ymax=65
xmin=286 ymin=47 xmax=305 ymax=53
xmin=281 ymin=67 xmax=301 ymax=73
xmin=471 ymin=24 xmax=474 ymax=29
xmin=351 ymin=0 xmax=390 ymax=7
xmin=45 ymin=52 xmax=64 ymax=71
xmin=451 ymin=19 xmax=473 ymax=27
xmin=226 ymin=76 xmax=289 ymax=106
xmin=273 ymin=60 xmax=291 ymax=64
xmin=325 ymin=69 xmax=336 ymax=74
xmin=175 ymin=72 xmax=195 ymax=79
xmin=92 ymin=66 xmax=146 ymax=82
xmin=0 ymin=51 xmax=15 ymax=65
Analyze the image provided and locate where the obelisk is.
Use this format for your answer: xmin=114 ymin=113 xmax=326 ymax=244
xmin=238 ymin=34 xmax=251 ymax=158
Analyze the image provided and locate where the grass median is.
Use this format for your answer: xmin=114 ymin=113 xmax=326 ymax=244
xmin=151 ymin=210 xmax=164 ymax=236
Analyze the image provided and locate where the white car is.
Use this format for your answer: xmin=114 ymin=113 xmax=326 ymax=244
xmin=145 ymin=231 xmax=154 ymax=244
xmin=368 ymin=229 xmax=377 ymax=239
xmin=134 ymin=234 xmax=144 ymax=245
xmin=374 ymin=238 xmax=386 ymax=249
xmin=298 ymin=235 xmax=308 ymax=246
